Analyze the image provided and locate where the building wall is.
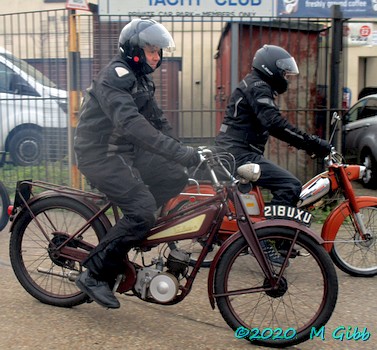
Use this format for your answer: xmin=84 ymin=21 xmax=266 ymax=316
xmin=0 ymin=0 xmax=67 ymax=14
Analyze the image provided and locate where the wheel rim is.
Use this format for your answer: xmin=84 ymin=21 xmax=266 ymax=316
xmin=18 ymin=139 xmax=40 ymax=162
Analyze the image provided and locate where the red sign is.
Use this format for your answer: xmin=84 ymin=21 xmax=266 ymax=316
xmin=359 ymin=25 xmax=371 ymax=37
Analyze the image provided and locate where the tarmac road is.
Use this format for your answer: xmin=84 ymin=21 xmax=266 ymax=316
xmin=0 ymin=182 xmax=376 ymax=350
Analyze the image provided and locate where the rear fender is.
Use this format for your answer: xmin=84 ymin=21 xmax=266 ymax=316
xmin=207 ymin=219 xmax=323 ymax=309
xmin=9 ymin=190 xmax=112 ymax=233
xmin=321 ymin=196 xmax=377 ymax=252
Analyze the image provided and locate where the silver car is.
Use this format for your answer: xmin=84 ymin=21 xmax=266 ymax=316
xmin=343 ymin=93 xmax=377 ymax=188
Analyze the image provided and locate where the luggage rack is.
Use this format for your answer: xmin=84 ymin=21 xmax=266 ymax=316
xmin=17 ymin=179 xmax=107 ymax=201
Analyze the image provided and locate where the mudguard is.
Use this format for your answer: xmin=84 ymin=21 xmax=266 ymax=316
xmin=8 ymin=190 xmax=113 ymax=233
xmin=207 ymin=219 xmax=323 ymax=309
xmin=321 ymin=196 xmax=377 ymax=252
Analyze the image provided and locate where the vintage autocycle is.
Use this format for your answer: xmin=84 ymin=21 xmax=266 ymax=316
xmin=0 ymin=179 xmax=10 ymax=231
xmin=165 ymin=113 xmax=377 ymax=277
xmin=8 ymin=148 xmax=338 ymax=348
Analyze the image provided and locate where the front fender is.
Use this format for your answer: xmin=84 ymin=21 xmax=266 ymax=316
xmin=321 ymin=196 xmax=377 ymax=252
xmin=207 ymin=219 xmax=323 ymax=309
xmin=9 ymin=190 xmax=112 ymax=233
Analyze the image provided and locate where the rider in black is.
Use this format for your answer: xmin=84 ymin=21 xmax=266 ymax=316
xmin=215 ymin=45 xmax=331 ymax=265
xmin=216 ymin=44 xmax=331 ymax=206
xmin=74 ymin=19 xmax=200 ymax=308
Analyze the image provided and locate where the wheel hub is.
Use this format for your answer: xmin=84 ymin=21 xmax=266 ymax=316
xmin=19 ymin=139 xmax=39 ymax=160
xmin=263 ymin=276 xmax=288 ymax=298
xmin=48 ymin=233 xmax=78 ymax=268
xmin=355 ymin=231 xmax=376 ymax=249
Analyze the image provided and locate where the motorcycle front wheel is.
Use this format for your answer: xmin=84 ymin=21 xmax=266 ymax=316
xmin=214 ymin=227 xmax=338 ymax=348
xmin=9 ymin=196 xmax=107 ymax=307
xmin=330 ymin=205 xmax=377 ymax=277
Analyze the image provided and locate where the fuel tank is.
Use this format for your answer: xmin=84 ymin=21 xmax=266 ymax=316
xmin=297 ymin=173 xmax=331 ymax=208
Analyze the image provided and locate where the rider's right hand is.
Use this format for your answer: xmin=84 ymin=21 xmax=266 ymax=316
xmin=305 ymin=135 xmax=331 ymax=158
xmin=175 ymin=146 xmax=201 ymax=168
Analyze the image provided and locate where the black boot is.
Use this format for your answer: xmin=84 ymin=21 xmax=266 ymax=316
xmin=76 ymin=270 xmax=120 ymax=309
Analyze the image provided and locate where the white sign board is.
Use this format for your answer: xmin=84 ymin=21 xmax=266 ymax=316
xmin=344 ymin=22 xmax=376 ymax=47
xmin=99 ymin=0 xmax=274 ymax=17
xmin=66 ymin=0 xmax=90 ymax=11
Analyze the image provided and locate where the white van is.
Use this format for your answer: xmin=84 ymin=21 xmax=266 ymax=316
xmin=0 ymin=47 xmax=68 ymax=166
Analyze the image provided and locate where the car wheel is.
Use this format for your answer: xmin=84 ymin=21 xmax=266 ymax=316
xmin=361 ymin=151 xmax=377 ymax=189
xmin=8 ymin=128 xmax=44 ymax=166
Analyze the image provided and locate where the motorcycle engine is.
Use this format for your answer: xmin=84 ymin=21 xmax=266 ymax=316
xmin=166 ymin=247 xmax=191 ymax=278
xmin=134 ymin=267 xmax=179 ymax=303
xmin=133 ymin=248 xmax=190 ymax=304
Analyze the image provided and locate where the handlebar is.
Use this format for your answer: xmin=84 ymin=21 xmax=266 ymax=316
xmin=197 ymin=147 xmax=261 ymax=185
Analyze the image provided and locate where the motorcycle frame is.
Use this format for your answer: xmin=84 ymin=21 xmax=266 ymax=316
xmin=8 ymin=178 xmax=322 ymax=307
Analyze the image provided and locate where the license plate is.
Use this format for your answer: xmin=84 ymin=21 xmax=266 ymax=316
xmin=264 ymin=205 xmax=312 ymax=226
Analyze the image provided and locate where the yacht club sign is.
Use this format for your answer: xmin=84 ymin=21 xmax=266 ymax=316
xmin=99 ymin=0 xmax=274 ymax=17
xmin=99 ymin=0 xmax=377 ymax=18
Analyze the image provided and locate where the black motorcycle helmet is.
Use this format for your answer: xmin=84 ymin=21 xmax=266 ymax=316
xmin=119 ymin=18 xmax=175 ymax=75
xmin=252 ymin=44 xmax=299 ymax=94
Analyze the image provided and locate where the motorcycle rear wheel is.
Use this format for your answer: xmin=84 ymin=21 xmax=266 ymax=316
xmin=9 ymin=196 xmax=107 ymax=307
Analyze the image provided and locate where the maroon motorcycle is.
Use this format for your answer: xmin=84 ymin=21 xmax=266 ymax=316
xmin=8 ymin=148 xmax=338 ymax=348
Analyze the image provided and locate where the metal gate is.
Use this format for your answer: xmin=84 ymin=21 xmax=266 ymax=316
xmin=1 ymin=10 xmax=341 ymax=196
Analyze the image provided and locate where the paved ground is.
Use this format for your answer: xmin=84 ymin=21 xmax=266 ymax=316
xmin=0 ymin=181 xmax=376 ymax=350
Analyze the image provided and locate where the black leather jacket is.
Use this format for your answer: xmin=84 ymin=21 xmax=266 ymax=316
xmin=215 ymin=70 xmax=311 ymax=154
xmin=74 ymin=54 xmax=182 ymax=162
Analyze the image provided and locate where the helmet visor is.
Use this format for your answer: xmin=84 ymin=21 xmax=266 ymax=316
xmin=138 ymin=22 xmax=176 ymax=52
xmin=276 ymin=57 xmax=299 ymax=75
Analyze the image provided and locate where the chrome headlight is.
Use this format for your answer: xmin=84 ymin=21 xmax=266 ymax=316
xmin=358 ymin=165 xmax=367 ymax=180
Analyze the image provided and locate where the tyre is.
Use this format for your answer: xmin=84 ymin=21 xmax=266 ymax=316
xmin=360 ymin=151 xmax=377 ymax=189
xmin=9 ymin=196 xmax=107 ymax=307
xmin=0 ymin=181 xmax=10 ymax=231
xmin=330 ymin=205 xmax=377 ymax=277
xmin=8 ymin=128 xmax=44 ymax=166
xmin=214 ymin=227 xmax=338 ymax=348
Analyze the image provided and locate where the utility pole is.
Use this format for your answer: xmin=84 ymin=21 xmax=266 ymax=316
xmin=329 ymin=5 xmax=343 ymax=147
xmin=67 ymin=9 xmax=82 ymax=188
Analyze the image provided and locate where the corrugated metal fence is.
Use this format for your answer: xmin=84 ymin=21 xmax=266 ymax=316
xmin=0 ymin=10 xmax=339 ymax=198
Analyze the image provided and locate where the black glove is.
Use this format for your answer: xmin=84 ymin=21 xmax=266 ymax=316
xmin=174 ymin=146 xmax=201 ymax=168
xmin=305 ymin=135 xmax=332 ymax=158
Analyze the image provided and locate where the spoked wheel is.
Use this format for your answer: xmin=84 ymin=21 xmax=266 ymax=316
xmin=330 ymin=205 xmax=377 ymax=277
xmin=0 ymin=181 xmax=10 ymax=231
xmin=9 ymin=196 xmax=107 ymax=307
xmin=214 ymin=227 xmax=338 ymax=348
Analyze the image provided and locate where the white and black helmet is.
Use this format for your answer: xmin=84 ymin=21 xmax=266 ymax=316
xmin=252 ymin=44 xmax=299 ymax=94
xmin=119 ymin=18 xmax=175 ymax=74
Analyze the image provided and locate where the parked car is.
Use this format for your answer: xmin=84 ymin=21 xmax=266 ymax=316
xmin=343 ymin=93 xmax=377 ymax=188
xmin=0 ymin=47 xmax=68 ymax=166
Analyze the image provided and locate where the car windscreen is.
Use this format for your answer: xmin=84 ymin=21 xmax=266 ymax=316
xmin=0 ymin=51 xmax=57 ymax=88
